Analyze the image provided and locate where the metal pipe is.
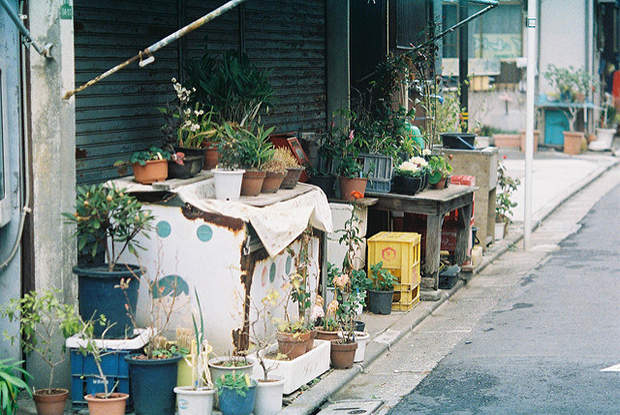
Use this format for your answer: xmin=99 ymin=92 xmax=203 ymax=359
xmin=63 ymin=0 xmax=247 ymax=100
xmin=523 ymin=0 xmax=537 ymax=251
xmin=0 ymin=0 xmax=50 ymax=57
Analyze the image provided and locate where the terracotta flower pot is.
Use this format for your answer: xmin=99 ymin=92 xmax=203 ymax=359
xmin=204 ymin=142 xmax=219 ymax=170
xmin=33 ymin=388 xmax=69 ymax=415
xmin=315 ymin=329 xmax=340 ymax=341
xmin=84 ymin=393 xmax=129 ymax=415
xmin=431 ymin=177 xmax=447 ymax=190
xmin=132 ymin=159 xmax=168 ymax=184
xmin=305 ymin=329 xmax=317 ymax=352
xmin=330 ymin=341 xmax=358 ymax=369
xmin=339 ymin=177 xmax=367 ymax=201
xmin=276 ymin=331 xmax=311 ymax=360
xmin=563 ymin=131 xmax=584 ymax=155
xmin=261 ymin=171 xmax=286 ymax=193
xmin=241 ymin=170 xmax=266 ymax=196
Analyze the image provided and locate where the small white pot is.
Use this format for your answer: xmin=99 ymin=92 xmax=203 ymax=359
xmin=354 ymin=331 xmax=370 ymax=363
xmin=494 ymin=222 xmax=506 ymax=241
xmin=590 ymin=128 xmax=616 ymax=151
xmin=254 ymin=374 xmax=285 ymax=415
xmin=213 ymin=169 xmax=245 ymax=201
xmin=174 ymin=386 xmax=216 ymax=415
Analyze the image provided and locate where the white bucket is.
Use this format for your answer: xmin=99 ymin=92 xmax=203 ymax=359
xmin=354 ymin=331 xmax=370 ymax=363
xmin=213 ymin=169 xmax=245 ymax=201
xmin=590 ymin=128 xmax=616 ymax=151
xmin=174 ymin=386 xmax=216 ymax=415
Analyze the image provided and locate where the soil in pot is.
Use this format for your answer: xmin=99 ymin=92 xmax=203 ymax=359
xmin=281 ymin=167 xmax=304 ymax=189
xmin=132 ymin=159 xmax=168 ymax=184
xmin=330 ymin=341 xmax=358 ymax=369
xmin=124 ymin=353 xmax=182 ymax=415
xmin=84 ymin=392 xmax=129 ymax=415
xmin=261 ymin=171 xmax=286 ymax=194
xmin=368 ymin=289 xmax=394 ymax=315
xmin=33 ymin=388 xmax=69 ymax=415
xmin=208 ymin=357 xmax=255 ymax=383
xmin=339 ymin=177 xmax=367 ymax=201
xmin=254 ymin=375 xmax=285 ymax=415
xmin=241 ymin=170 xmax=266 ymax=196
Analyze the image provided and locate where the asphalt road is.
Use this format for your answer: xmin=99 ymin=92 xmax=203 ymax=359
xmin=389 ymin=181 xmax=620 ymax=414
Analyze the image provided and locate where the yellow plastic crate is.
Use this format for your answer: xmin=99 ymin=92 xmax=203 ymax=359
xmin=368 ymin=232 xmax=421 ymax=290
xmin=392 ymin=285 xmax=420 ymax=311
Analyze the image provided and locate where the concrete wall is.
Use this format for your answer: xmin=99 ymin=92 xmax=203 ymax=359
xmin=0 ymin=0 xmax=23 ymax=362
xmin=26 ymin=0 xmax=77 ymax=390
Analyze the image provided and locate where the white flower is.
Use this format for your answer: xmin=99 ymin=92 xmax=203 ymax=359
xmin=190 ymin=123 xmax=200 ymax=132
xmin=171 ymin=77 xmax=177 ymax=83
xmin=422 ymin=149 xmax=431 ymax=156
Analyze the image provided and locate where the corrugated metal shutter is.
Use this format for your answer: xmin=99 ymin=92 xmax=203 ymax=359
xmin=184 ymin=0 xmax=327 ymax=134
xmin=74 ymin=0 xmax=180 ymax=185
xmin=74 ymin=0 xmax=327 ymax=185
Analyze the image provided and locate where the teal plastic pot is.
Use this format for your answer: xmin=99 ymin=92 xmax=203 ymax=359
xmin=73 ymin=264 xmax=141 ymax=339
xmin=124 ymin=353 xmax=182 ymax=415
xmin=218 ymin=379 xmax=258 ymax=415
xmin=367 ymin=289 xmax=394 ymax=315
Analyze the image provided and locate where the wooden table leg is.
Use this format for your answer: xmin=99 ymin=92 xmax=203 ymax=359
xmin=455 ymin=203 xmax=473 ymax=266
xmin=422 ymin=214 xmax=443 ymax=290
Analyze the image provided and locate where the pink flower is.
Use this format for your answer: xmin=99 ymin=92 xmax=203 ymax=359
xmin=349 ymin=130 xmax=355 ymax=141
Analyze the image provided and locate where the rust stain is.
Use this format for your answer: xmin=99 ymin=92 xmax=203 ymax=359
xmin=181 ymin=205 xmax=244 ymax=233
xmin=231 ymin=242 xmax=270 ymax=353
xmin=75 ymin=148 xmax=88 ymax=159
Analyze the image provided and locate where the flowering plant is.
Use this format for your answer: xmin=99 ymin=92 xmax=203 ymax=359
xmin=427 ymin=154 xmax=453 ymax=185
xmin=394 ymin=156 xmax=428 ymax=178
xmin=159 ymin=79 xmax=218 ymax=149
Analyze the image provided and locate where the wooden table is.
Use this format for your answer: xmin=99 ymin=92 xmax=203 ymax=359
xmin=367 ymin=185 xmax=475 ymax=291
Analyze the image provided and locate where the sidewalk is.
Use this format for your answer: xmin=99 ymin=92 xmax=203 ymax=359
xmin=281 ymin=148 xmax=620 ymax=415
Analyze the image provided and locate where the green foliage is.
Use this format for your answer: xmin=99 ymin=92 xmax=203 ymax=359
xmin=0 ymin=359 xmax=31 ymax=415
xmin=544 ymin=65 xmax=598 ymax=131
xmin=427 ymin=155 xmax=453 ymax=185
xmin=215 ymin=122 xmax=275 ymax=171
xmin=215 ymin=373 xmax=253 ymax=397
xmin=368 ymin=262 xmax=398 ymax=292
xmin=496 ymin=161 xmax=520 ymax=224
xmin=185 ymin=49 xmax=274 ymax=125
xmin=158 ymin=81 xmax=219 ymax=148
xmin=2 ymin=289 xmax=80 ymax=391
xmin=394 ymin=156 xmax=428 ymax=178
xmin=327 ymin=110 xmax=364 ymax=178
xmin=129 ymin=147 xmax=172 ymax=166
xmin=62 ymin=183 xmax=154 ymax=271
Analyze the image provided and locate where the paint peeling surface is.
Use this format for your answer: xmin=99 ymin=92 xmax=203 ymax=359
xmin=110 ymin=176 xmax=333 ymax=257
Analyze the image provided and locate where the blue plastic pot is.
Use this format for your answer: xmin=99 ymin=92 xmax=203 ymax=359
xmin=218 ymin=379 xmax=258 ymax=415
xmin=73 ymin=264 xmax=141 ymax=339
xmin=124 ymin=353 xmax=182 ymax=415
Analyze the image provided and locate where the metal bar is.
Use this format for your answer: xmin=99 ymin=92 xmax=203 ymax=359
xmin=63 ymin=0 xmax=247 ymax=100
xmin=443 ymin=0 xmax=498 ymax=5
xmin=397 ymin=4 xmax=497 ymax=53
xmin=458 ymin=0 xmax=468 ymax=132
xmin=0 ymin=0 xmax=48 ymax=56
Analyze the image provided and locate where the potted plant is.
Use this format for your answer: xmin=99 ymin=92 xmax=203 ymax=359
xmin=1 ymin=289 xmax=80 ymax=415
xmin=592 ymin=97 xmax=618 ymax=151
xmin=273 ymin=147 xmax=304 ymax=190
xmin=211 ymin=122 xmax=246 ymax=201
xmin=366 ymin=262 xmax=398 ymax=315
xmin=0 ymin=359 xmax=32 ymax=415
xmin=73 ymin=315 xmax=130 ymax=415
xmin=543 ymin=65 xmax=597 ymax=155
xmin=215 ymin=372 xmax=258 ymax=415
xmin=62 ymin=183 xmax=154 ymax=339
xmin=332 ymin=110 xmax=367 ymax=201
xmin=261 ymin=149 xmax=288 ymax=194
xmin=392 ymin=155 xmax=429 ymax=195
xmin=237 ymin=123 xmax=276 ymax=196
xmin=114 ymin=146 xmax=178 ymax=185
xmin=118 ymin=266 xmax=185 ymax=415
xmin=329 ymin=272 xmax=358 ymax=369
xmin=159 ymin=79 xmax=219 ymax=177
xmin=495 ymin=161 xmax=520 ymax=240
xmin=309 ymin=122 xmax=339 ymax=198
xmin=427 ymin=153 xmax=453 ymax=189
xmin=174 ymin=292 xmax=216 ymax=415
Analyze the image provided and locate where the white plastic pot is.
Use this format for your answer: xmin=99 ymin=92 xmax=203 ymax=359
xmin=213 ymin=169 xmax=245 ymax=201
xmin=590 ymin=128 xmax=616 ymax=151
xmin=253 ymin=374 xmax=285 ymax=415
xmin=354 ymin=331 xmax=370 ymax=363
xmin=174 ymin=386 xmax=215 ymax=415
xmin=495 ymin=222 xmax=506 ymax=241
